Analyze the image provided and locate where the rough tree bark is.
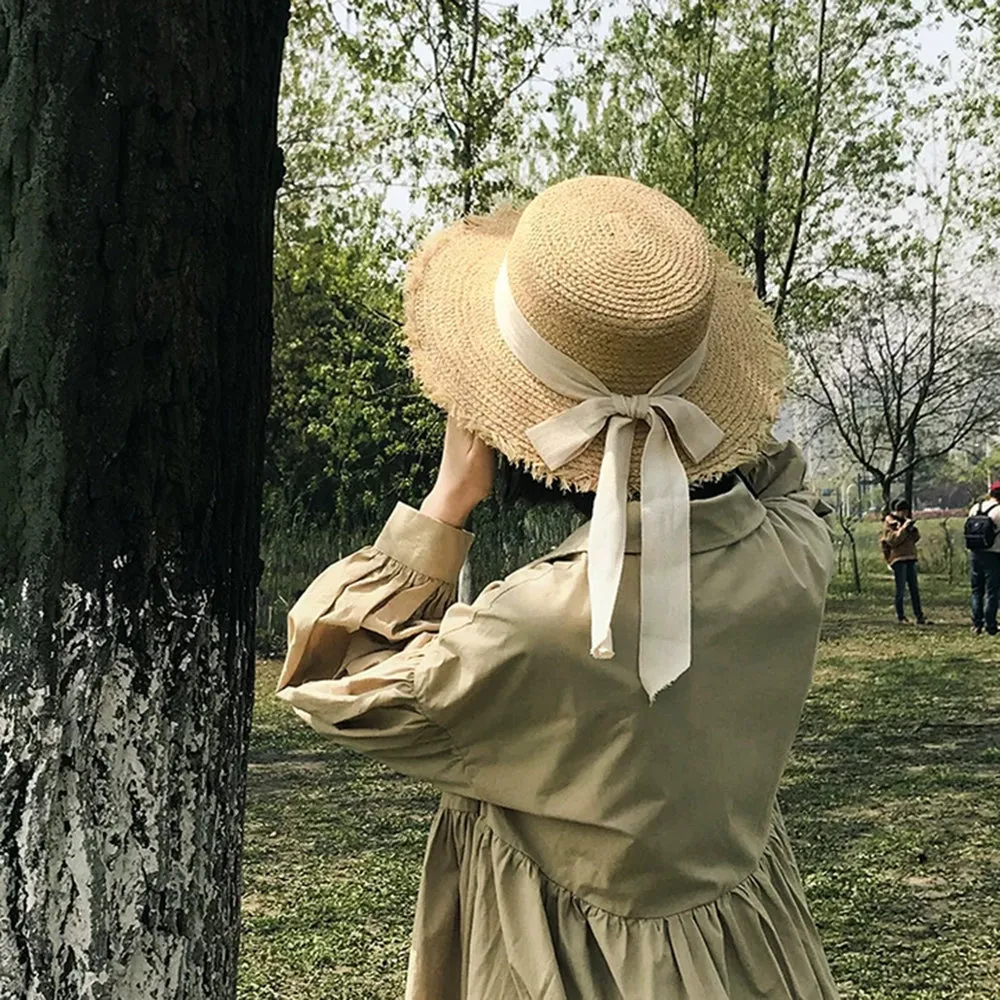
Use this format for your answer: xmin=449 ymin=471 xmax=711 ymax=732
xmin=0 ymin=2 xmax=288 ymax=998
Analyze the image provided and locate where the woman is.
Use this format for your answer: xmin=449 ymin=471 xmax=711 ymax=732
xmin=276 ymin=176 xmax=839 ymax=999
xmin=881 ymin=498 xmax=926 ymax=624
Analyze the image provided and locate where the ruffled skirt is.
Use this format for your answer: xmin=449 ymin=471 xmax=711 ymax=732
xmin=406 ymin=800 xmax=839 ymax=1000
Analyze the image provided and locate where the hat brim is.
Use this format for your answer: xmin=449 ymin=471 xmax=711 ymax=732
xmin=403 ymin=206 xmax=788 ymax=492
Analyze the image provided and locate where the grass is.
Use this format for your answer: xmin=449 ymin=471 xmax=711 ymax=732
xmin=785 ymin=577 xmax=1000 ymax=998
xmin=238 ymin=570 xmax=1000 ymax=1000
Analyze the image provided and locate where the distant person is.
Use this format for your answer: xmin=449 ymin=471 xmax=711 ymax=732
xmin=882 ymin=498 xmax=927 ymax=624
xmin=965 ymin=481 xmax=1000 ymax=635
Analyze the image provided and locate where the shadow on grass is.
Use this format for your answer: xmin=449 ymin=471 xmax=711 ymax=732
xmin=780 ymin=611 xmax=1000 ymax=999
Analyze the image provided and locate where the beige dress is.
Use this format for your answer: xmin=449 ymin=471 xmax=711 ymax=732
xmin=276 ymin=440 xmax=840 ymax=1000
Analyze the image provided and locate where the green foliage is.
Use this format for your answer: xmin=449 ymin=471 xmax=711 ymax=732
xmin=265 ymin=0 xmax=446 ymax=559
xmin=260 ymin=0 xmax=600 ymax=650
xmin=275 ymin=2 xmax=389 ymax=237
xmin=262 ymin=0 xmax=1000 ymax=657
xmin=264 ymin=0 xmax=601 ymax=544
xmin=260 ymin=226 xmax=448 ymax=654
xmin=537 ymin=0 xmax=924 ymax=323
xmin=908 ymin=446 xmax=1000 ymax=509
xmin=268 ymin=232 xmax=441 ymax=532
xmin=327 ymin=0 xmax=601 ymax=216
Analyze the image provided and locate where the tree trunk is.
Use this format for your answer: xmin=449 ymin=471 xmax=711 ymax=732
xmin=0 ymin=2 xmax=288 ymax=998
xmin=941 ymin=519 xmax=955 ymax=583
xmin=459 ymin=0 xmax=482 ymax=215
xmin=838 ymin=509 xmax=862 ymax=595
xmin=880 ymin=476 xmax=893 ymax=516
xmin=903 ymin=429 xmax=917 ymax=507
xmin=458 ymin=557 xmax=474 ymax=604
xmin=752 ymin=11 xmax=779 ymax=302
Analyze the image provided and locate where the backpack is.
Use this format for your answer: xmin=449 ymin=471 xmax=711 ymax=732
xmin=964 ymin=501 xmax=998 ymax=551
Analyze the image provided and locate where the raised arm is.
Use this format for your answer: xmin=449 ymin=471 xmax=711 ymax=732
xmin=274 ymin=418 xmax=494 ymax=790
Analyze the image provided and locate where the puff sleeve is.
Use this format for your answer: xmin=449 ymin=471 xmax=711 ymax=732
xmin=741 ymin=438 xmax=834 ymax=518
xmin=274 ymin=502 xmax=475 ymax=792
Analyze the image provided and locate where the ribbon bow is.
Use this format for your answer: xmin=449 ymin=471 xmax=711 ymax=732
xmin=494 ymin=259 xmax=724 ymax=701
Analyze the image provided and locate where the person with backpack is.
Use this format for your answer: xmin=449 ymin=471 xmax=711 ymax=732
xmin=965 ymin=481 xmax=1000 ymax=635
xmin=882 ymin=498 xmax=927 ymax=624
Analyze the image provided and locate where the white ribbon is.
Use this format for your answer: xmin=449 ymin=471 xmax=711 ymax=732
xmin=494 ymin=258 xmax=724 ymax=701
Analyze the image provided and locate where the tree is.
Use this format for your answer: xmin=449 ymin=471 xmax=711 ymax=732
xmin=0 ymin=2 xmax=288 ymax=996
xmin=268 ymin=233 xmax=444 ymax=534
xmin=790 ymin=67 xmax=1000 ymax=512
xmin=273 ymin=0 xmax=391 ymax=237
xmin=266 ymin=0 xmax=446 ymax=537
xmin=837 ymin=500 xmax=863 ymax=594
xmin=792 ymin=251 xmax=997 ymax=511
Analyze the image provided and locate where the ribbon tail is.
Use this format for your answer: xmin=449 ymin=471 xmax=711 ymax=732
xmin=638 ymin=418 xmax=693 ymax=702
xmin=587 ymin=416 xmax=634 ymax=660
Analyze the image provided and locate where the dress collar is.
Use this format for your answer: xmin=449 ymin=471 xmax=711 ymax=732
xmin=548 ymin=476 xmax=767 ymax=558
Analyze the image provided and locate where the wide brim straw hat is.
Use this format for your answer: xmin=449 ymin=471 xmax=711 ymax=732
xmin=403 ymin=175 xmax=787 ymax=492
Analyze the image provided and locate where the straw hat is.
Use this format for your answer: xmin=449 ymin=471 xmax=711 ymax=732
xmin=403 ymin=175 xmax=787 ymax=492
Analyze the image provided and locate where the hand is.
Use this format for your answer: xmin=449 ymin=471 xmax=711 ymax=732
xmin=419 ymin=417 xmax=495 ymax=528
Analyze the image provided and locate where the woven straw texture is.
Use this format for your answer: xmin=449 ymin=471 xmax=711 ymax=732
xmin=404 ymin=176 xmax=788 ymax=492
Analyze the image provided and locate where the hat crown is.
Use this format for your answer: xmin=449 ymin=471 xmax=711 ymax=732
xmin=504 ymin=176 xmax=716 ymax=395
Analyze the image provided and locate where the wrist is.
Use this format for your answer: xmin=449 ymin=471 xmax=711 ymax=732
xmin=419 ymin=484 xmax=480 ymax=528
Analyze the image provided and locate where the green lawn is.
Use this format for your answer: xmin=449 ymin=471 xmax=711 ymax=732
xmin=238 ymin=573 xmax=1000 ymax=1000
